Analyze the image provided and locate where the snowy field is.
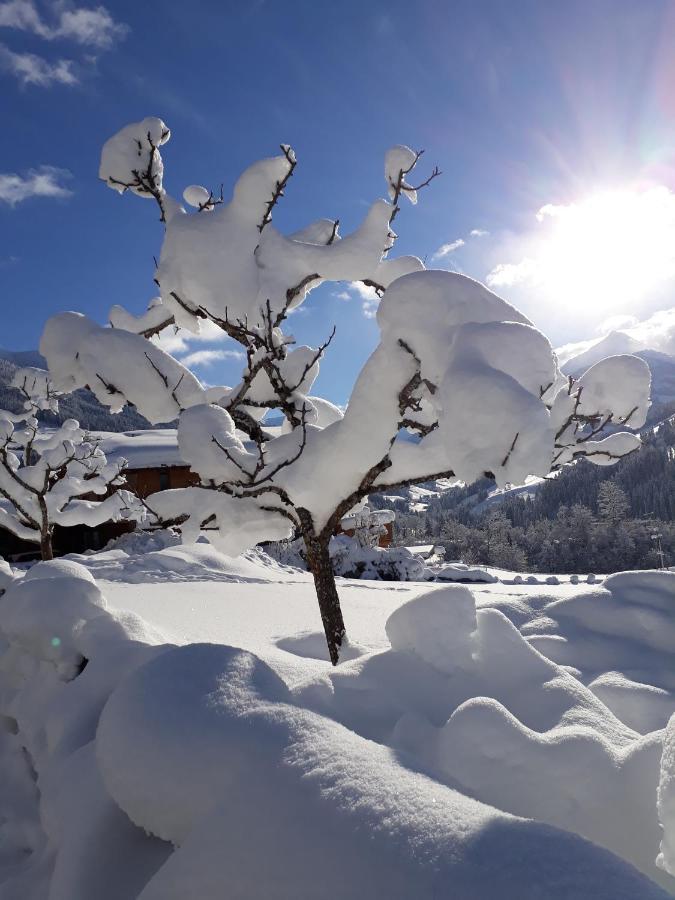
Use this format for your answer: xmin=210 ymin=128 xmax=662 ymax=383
xmin=1 ymin=538 xmax=674 ymax=898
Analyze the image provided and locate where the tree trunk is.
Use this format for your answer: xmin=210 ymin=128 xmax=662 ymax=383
xmin=38 ymin=497 xmax=53 ymax=561
xmin=298 ymin=509 xmax=346 ymax=666
xmin=40 ymin=531 xmax=53 ymax=561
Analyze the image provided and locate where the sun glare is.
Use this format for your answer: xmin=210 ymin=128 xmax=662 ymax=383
xmin=489 ymin=187 xmax=675 ymax=318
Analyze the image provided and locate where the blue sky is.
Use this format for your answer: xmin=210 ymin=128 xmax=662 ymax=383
xmin=2 ymin=0 xmax=675 ymax=403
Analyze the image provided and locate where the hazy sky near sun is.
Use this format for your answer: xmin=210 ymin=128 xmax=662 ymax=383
xmin=2 ymin=0 xmax=675 ymax=403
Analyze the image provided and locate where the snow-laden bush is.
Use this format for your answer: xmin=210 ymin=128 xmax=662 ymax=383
xmin=329 ymin=535 xmax=430 ymax=581
xmin=265 ymin=534 xmax=431 ymax=581
xmin=0 ymin=367 xmax=142 ymax=559
xmin=40 ymin=117 xmax=651 ymax=662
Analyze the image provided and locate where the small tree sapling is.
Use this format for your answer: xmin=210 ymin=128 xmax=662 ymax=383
xmin=0 ymin=367 xmax=141 ymax=560
xmin=40 ymin=118 xmax=651 ymax=661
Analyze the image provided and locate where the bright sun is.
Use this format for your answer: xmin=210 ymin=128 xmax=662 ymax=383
xmin=488 ymin=186 xmax=675 ymax=317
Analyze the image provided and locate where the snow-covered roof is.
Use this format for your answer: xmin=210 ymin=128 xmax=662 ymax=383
xmin=93 ymin=429 xmax=185 ymax=470
xmin=93 ymin=425 xmax=286 ymax=471
xmin=405 ymin=544 xmax=435 ymax=557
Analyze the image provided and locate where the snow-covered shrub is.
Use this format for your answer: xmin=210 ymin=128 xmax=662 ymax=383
xmin=0 ymin=368 xmax=142 ymax=559
xmin=339 ymin=503 xmax=395 ymax=548
xmin=329 ymin=535 xmax=430 ymax=581
xmin=40 ymin=116 xmax=651 ymax=662
xmin=265 ymin=534 xmax=430 ymax=581
xmin=261 ymin=537 xmax=308 ymax=571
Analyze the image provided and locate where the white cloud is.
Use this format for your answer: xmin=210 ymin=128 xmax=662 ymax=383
xmin=349 ymin=282 xmax=379 ymax=301
xmin=54 ymin=5 xmax=127 ymax=47
xmin=0 ymin=165 xmax=72 ymax=205
xmin=597 ymin=314 xmax=638 ymax=335
xmin=624 ymin=307 xmax=675 ymax=357
xmin=179 ymin=348 xmax=245 ymax=368
xmin=485 ymin=257 xmax=539 ymax=288
xmin=152 ymin=319 xmax=231 ymax=355
xmin=470 ymin=228 xmax=489 ymax=238
xmin=333 ymin=281 xmax=381 ymax=318
xmin=431 ymin=238 xmax=465 ymax=261
xmin=0 ymin=41 xmax=76 ymax=84
xmin=0 ymin=0 xmax=40 ymax=30
xmin=0 ymin=1 xmax=127 ymax=47
xmin=362 ymin=298 xmax=379 ymax=318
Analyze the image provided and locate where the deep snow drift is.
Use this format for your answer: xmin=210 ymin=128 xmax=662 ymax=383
xmin=0 ymin=543 xmax=674 ymax=898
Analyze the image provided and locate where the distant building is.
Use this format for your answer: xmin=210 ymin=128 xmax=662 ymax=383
xmin=0 ymin=429 xmax=196 ymax=561
xmin=96 ymin=430 xmax=198 ymax=498
xmin=0 ymin=429 xmax=397 ymax=560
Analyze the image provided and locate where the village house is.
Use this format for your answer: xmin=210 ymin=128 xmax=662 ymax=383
xmin=0 ymin=428 xmax=395 ymax=559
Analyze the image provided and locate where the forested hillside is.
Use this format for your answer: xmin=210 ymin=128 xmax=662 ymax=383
xmin=386 ymin=417 xmax=675 ymax=573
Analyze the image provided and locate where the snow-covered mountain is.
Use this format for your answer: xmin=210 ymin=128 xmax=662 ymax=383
xmin=556 ymin=308 xmax=675 ymax=418
xmin=556 ymin=307 xmax=675 ymax=370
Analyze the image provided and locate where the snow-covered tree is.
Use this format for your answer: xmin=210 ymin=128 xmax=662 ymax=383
xmin=39 ymin=117 xmax=651 ymax=661
xmin=0 ymin=367 xmax=141 ymax=560
xmin=597 ymin=481 xmax=630 ymax=524
xmin=340 ymin=503 xmax=395 ymax=549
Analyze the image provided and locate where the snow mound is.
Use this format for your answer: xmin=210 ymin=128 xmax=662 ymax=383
xmin=435 ymin=563 xmax=498 ymax=583
xmin=659 ymin=712 xmax=675 ymax=877
xmin=522 ymin=570 xmax=675 ymax=689
xmin=0 ymin=560 xmax=172 ymax=899
xmin=0 ymin=559 xmax=106 ymax=677
xmin=295 ymin=585 xmax=672 ymax=890
xmin=98 ymin=642 xmax=668 ymax=899
xmin=97 ymin=644 xmax=291 ymax=844
xmin=386 ymin=584 xmax=477 ymax=674
xmin=68 ymin=539 xmax=287 ymax=584
xmin=0 ymin=557 xmax=16 ymax=592
xmin=0 ymin=564 xmax=671 ymax=897
xmin=330 ymin=537 xmax=430 ymax=581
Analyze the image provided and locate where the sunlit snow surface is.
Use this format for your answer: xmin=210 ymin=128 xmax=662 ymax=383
xmin=0 ymin=539 xmax=674 ymax=898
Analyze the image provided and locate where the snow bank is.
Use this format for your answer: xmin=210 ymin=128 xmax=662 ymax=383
xmin=295 ymin=582 xmax=675 ymax=890
xmin=0 ymin=560 xmax=171 ymax=899
xmin=67 ymin=537 xmax=287 ymax=585
xmin=0 ymin=560 xmax=670 ymax=897
xmin=264 ymin=534 xmax=432 ymax=581
xmin=507 ymin=570 xmax=675 ymax=725
xmin=435 ymin=562 xmax=498 ymax=583
xmin=98 ymin=642 xmax=668 ymax=900
xmin=658 ymin=713 xmax=675 ymax=877
xmin=386 ymin=584 xmax=477 ymax=673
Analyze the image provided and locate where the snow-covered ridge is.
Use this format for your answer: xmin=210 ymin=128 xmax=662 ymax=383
xmin=557 ymin=307 xmax=675 ymax=369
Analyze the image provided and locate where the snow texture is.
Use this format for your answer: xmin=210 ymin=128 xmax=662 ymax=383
xmin=0 ymin=550 xmax=673 ymax=898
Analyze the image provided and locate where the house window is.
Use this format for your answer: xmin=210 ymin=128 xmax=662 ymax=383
xmin=159 ymin=468 xmax=170 ymax=490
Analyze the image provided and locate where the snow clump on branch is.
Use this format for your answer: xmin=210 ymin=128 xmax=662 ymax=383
xmin=39 ymin=115 xmax=652 ymax=662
